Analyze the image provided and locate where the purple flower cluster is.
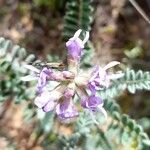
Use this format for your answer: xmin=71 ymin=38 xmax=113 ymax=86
xmin=22 ymin=29 xmax=123 ymax=121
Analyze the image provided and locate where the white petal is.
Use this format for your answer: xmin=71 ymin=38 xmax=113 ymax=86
xmin=89 ymin=68 xmax=99 ymax=81
xmin=82 ymin=31 xmax=89 ymax=45
xmin=66 ymin=37 xmax=74 ymax=47
xmin=97 ymin=106 xmax=107 ymax=119
xmin=94 ymin=78 xmax=101 ymax=82
xmin=23 ymin=65 xmax=40 ymax=73
xmin=76 ymin=38 xmax=84 ymax=48
xmin=108 ymin=73 xmax=124 ymax=80
xmin=20 ymin=75 xmax=38 ymax=81
xmin=74 ymin=29 xmax=82 ymax=38
xmin=103 ymin=61 xmax=120 ymax=71
xmin=85 ymin=101 xmax=90 ymax=108
xmin=98 ymin=67 xmax=105 ymax=78
xmin=90 ymin=111 xmax=99 ymax=125
xmin=34 ymin=99 xmax=44 ymax=108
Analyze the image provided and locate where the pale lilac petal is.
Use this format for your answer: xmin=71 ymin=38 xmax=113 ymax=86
xmin=34 ymin=91 xmax=51 ymax=108
xmin=89 ymin=70 xmax=98 ymax=82
xmin=42 ymin=100 xmax=56 ymax=112
xmin=88 ymin=66 xmax=108 ymax=92
xmin=34 ymin=91 xmax=62 ymax=109
xmin=36 ymin=67 xmax=52 ymax=93
xmin=88 ymin=61 xmax=121 ymax=92
xmin=56 ymin=101 xmax=78 ymax=119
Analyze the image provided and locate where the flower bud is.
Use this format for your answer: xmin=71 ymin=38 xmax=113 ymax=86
xmin=66 ymin=29 xmax=89 ymax=61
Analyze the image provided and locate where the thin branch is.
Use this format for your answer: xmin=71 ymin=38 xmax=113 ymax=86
xmin=129 ymin=0 xmax=150 ymax=25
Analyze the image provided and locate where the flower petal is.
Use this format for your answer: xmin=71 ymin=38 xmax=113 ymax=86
xmin=108 ymin=73 xmax=124 ymax=80
xmin=97 ymin=105 xmax=107 ymax=119
xmin=23 ymin=65 xmax=40 ymax=73
xmin=74 ymin=29 xmax=82 ymax=38
xmin=42 ymin=100 xmax=56 ymax=112
xmin=56 ymin=100 xmax=78 ymax=119
xmin=103 ymin=61 xmax=120 ymax=71
xmin=20 ymin=75 xmax=38 ymax=81
xmin=34 ymin=91 xmax=51 ymax=108
xmin=82 ymin=31 xmax=89 ymax=45
xmin=66 ymin=29 xmax=89 ymax=61
xmin=81 ymin=95 xmax=103 ymax=111
xmin=36 ymin=67 xmax=52 ymax=93
xmin=34 ymin=91 xmax=62 ymax=108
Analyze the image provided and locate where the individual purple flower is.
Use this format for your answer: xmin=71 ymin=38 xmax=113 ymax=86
xmin=81 ymin=95 xmax=103 ymax=111
xmin=56 ymin=100 xmax=78 ymax=119
xmin=88 ymin=66 xmax=109 ymax=93
xmin=36 ymin=67 xmax=52 ymax=93
xmin=66 ymin=29 xmax=89 ymax=61
xmin=88 ymin=61 xmax=124 ymax=93
xmin=81 ymin=95 xmax=107 ymax=118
